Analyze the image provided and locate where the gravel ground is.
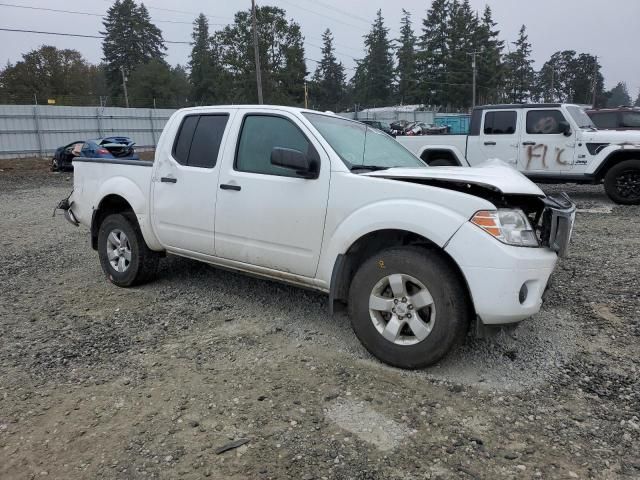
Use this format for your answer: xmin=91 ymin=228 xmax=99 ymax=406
xmin=0 ymin=170 xmax=639 ymax=479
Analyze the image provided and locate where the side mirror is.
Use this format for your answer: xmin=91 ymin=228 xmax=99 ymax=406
xmin=271 ymin=147 xmax=318 ymax=179
xmin=559 ymin=121 xmax=572 ymax=136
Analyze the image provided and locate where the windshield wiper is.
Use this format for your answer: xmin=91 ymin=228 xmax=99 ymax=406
xmin=350 ymin=165 xmax=390 ymax=172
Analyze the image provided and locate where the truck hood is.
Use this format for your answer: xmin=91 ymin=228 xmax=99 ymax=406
xmin=579 ymin=129 xmax=640 ymax=145
xmin=361 ymin=159 xmax=545 ymax=196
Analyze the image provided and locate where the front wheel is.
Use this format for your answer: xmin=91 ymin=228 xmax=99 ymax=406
xmin=604 ymin=159 xmax=640 ymax=205
xmin=348 ymin=247 xmax=471 ymax=369
xmin=97 ymin=213 xmax=159 ymax=287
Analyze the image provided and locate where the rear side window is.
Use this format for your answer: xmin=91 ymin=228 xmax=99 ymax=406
xmin=590 ymin=112 xmax=618 ymax=129
xmin=483 ymin=111 xmax=517 ymax=135
xmin=621 ymin=112 xmax=640 ymax=128
xmin=172 ymin=114 xmax=229 ymax=168
xmin=526 ymin=110 xmax=567 ymax=134
xmin=235 ymin=115 xmax=313 ymax=177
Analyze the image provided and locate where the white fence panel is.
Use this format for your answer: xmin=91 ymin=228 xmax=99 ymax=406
xmin=0 ymin=105 xmax=176 ymax=159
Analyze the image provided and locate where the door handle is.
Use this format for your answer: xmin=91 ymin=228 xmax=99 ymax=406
xmin=220 ymin=184 xmax=241 ymax=191
xmin=522 ymin=141 xmax=536 ymax=146
xmin=160 ymin=177 xmax=177 ymax=183
xmin=484 ymin=141 xmax=496 ymax=146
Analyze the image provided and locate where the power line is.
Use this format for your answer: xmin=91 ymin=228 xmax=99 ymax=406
xmin=299 ymin=0 xmax=372 ymax=25
xmin=0 ymin=2 xmax=229 ymax=26
xmin=0 ymin=27 xmax=191 ymax=44
xmin=99 ymin=0 xmax=232 ymax=21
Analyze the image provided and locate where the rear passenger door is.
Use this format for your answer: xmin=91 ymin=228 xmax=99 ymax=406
xmin=152 ymin=112 xmax=232 ymax=255
xmin=469 ymin=110 xmax=520 ymax=166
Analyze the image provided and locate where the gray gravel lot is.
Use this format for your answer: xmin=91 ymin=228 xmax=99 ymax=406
xmin=0 ymin=171 xmax=639 ymax=479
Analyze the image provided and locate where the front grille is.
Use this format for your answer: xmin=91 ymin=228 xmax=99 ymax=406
xmin=539 ymin=193 xmax=576 ymax=258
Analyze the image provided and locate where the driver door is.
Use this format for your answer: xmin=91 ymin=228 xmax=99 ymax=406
xmin=214 ymin=112 xmax=330 ymax=278
xmin=518 ymin=109 xmax=575 ymax=172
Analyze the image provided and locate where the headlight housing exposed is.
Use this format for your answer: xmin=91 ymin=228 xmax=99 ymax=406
xmin=471 ymin=209 xmax=539 ymax=247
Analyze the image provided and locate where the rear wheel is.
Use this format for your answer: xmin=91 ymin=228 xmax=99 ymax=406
xmin=98 ymin=213 xmax=159 ymax=287
xmin=604 ymin=159 xmax=640 ymax=205
xmin=348 ymin=246 xmax=471 ymax=369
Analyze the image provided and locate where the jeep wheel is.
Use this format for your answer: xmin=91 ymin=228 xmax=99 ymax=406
xmin=348 ymin=247 xmax=471 ymax=369
xmin=604 ymin=159 xmax=640 ymax=205
xmin=98 ymin=213 xmax=159 ymax=287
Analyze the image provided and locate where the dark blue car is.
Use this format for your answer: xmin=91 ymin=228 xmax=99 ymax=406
xmin=51 ymin=137 xmax=139 ymax=171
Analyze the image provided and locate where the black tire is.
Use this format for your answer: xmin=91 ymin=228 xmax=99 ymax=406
xmin=429 ymin=158 xmax=457 ymax=167
xmin=51 ymin=157 xmax=59 ymax=172
xmin=348 ymin=246 xmax=471 ymax=369
xmin=97 ymin=213 xmax=160 ymax=287
xmin=604 ymin=159 xmax=640 ymax=205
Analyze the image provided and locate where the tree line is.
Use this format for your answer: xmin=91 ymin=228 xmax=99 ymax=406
xmin=0 ymin=0 xmax=636 ymax=111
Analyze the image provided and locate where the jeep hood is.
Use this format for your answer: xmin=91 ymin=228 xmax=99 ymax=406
xmin=361 ymin=159 xmax=545 ymax=196
xmin=579 ymin=129 xmax=640 ymax=145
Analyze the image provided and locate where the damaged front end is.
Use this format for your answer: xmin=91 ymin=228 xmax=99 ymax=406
xmin=376 ymin=175 xmax=577 ymax=257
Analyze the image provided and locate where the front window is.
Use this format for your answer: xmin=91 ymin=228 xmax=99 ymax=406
xmin=526 ymin=110 xmax=567 ymax=134
xmin=303 ymin=113 xmax=425 ymax=170
xmin=567 ymin=106 xmax=596 ymax=129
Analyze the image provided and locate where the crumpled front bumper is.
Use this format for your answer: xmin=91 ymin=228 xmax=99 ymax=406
xmin=540 ymin=193 xmax=576 ymax=258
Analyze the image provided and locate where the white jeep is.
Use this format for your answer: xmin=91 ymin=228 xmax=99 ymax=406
xmin=398 ymin=103 xmax=640 ymax=204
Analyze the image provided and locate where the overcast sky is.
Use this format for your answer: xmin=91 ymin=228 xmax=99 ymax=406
xmin=1 ymin=0 xmax=638 ymax=96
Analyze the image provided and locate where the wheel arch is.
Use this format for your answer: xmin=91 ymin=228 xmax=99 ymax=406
xmin=328 ymin=228 xmax=475 ymax=318
xmin=417 ymin=145 xmax=467 ymax=166
xmin=90 ymin=194 xmax=136 ymax=250
xmin=592 ymin=149 xmax=640 ymax=180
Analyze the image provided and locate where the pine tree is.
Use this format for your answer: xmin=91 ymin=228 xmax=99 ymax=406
xmin=474 ymin=6 xmax=504 ymax=104
xmin=395 ymin=10 xmax=419 ymax=105
xmin=353 ymin=10 xmax=394 ymax=106
xmin=418 ymin=0 xmax=450 ymax=107
xmin=634 ymin=91 xmax=640 ymax=107
xmin=446 ymin=0 xmax=478 ymax=109
xmin=606 ymin=82 xmax=632 ymax=107
xmin=311 ymin=29 xmax=346 ymax=110
xmin=189 ymin=13 xmax=225 ymax=104
xmin=503 ymin=25 xmax=534 ymax=103
xmin=101 ymin=0 xmax=166 ymax=97
xmin=570 ymin=54 xmax=603 ymax=105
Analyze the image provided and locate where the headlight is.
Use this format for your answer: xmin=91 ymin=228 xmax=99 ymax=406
xmin=470 ymin=209 xmax=539 ymax=247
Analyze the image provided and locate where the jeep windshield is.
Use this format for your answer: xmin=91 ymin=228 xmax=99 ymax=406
xmin=303 ymin=112 xmax=426 ymax=170
xmin=567 ymin=106 xmax=597 ymax=130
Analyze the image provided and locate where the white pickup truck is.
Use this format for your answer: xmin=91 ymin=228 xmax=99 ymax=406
xmin=398 ymin=103 xmax=640 ymax=204
xmin=59 ymin=105 xmax=575 ymax=369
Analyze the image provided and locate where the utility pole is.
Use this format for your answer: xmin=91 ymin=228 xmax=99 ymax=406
xmin=251 ymin=0 xmax=263 ymax=104
xmin=550 ymin=68 xmax=555 ymax=102
xmin=120 ymin=66 xmax=129 ymax=108
xmin=468 ymin=51 xmax=480 ymax=107
xmin=304 ymin=81 xmax=308 ymax=109
xmin=591 ymin=55 xmax=598 ymax=108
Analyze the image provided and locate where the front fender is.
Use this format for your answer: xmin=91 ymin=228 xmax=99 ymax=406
xmin=316 ymin=199 xmax=470 ymax=285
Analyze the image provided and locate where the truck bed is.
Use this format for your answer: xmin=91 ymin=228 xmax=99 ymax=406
xmin=396 ymin=134 xmax=468 ymax=160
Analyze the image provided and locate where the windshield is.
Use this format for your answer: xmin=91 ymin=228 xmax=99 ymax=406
xmin=567 ymin=106 xmax=596 ymax=129
xmin=303 ymin=113 xmax=426 ymax=169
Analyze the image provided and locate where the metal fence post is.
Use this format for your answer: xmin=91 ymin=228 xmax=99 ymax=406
xmin=96 ymin=107 xmax=104 ymax=137
xmin=149 ymin=109 xmax=156 ymax=147
xmin=33 ymin=105 xmax=44 ymax=158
